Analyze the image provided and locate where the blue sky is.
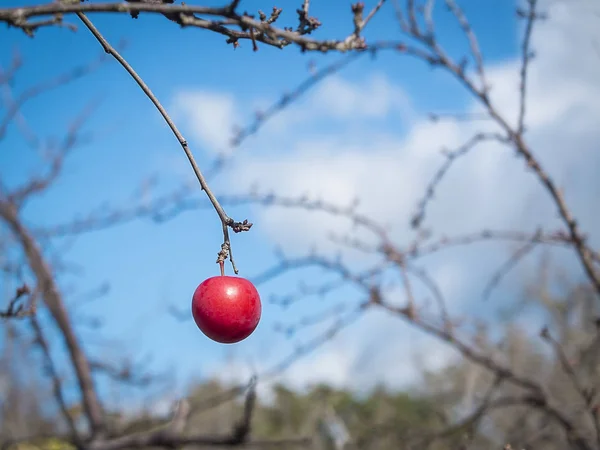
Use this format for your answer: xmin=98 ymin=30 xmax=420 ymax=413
xmin=2 ymin=0 xmax=600 ymax=415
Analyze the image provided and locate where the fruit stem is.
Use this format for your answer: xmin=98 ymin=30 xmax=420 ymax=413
xmin=219 ymin=260 xmax=225 ymax=276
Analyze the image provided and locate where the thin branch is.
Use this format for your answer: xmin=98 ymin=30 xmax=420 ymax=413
xmin=230 ymin=51 xmax=365 ymax=147
xmin=75 ymin=12 xmax=252 ymax=273
xmin=411 ymin=229 xmax=589 ymax=258
xmin=373 ymin=295 xmax=591 ymax=447
xmin=0 ymin=199 xmax=106 ymax=436
xmin=30 ymin=311 xmax=80 ymax=442
xmin=410 ymin=132 xmax=508 ymax=229
xmin=263 ymin=304 xmax=366 ymax=379
xmin=445 ymin=0 xmax=488 ymax=92
xmin=89 ymin=359 xmax=158 ymax=387
xmin=540 ymin=326 xmax=600 ymax=447
xmin=84 ymin=377 xmax=309 ymax=450
xmin=516 ymin=0 xmax=538 ymax=135
xmin=0 ymin=283 xmax=36 ymax=319
xmin=402 ymin=0 xmax=600 ymax=295
xmin=482 ymin=233 xmax=541 ymax=301
xmin=274 ymin=302 xmax=349 ymax=337
xmin=0 ymin=1 xmax=373 ymax=52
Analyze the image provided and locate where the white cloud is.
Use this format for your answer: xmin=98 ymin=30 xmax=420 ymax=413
xmin=170 ymin=0 xmax=600 ymax=392
xmin=170 ymin=90 xmax=238 ymax=154
xmin=313 ymin=74 xmax=413 ymax=120
xmin=236 ymin=72 xmax=416 ymax=143
xmin=228 ymin=0 xmax=600 ymax=249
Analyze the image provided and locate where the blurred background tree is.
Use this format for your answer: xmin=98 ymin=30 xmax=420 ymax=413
xmin=1 ymin=0 xmax=599 ymax=449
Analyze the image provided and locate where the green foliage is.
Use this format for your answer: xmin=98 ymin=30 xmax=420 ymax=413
xmin=177 ymin=376 xmax=451 ymax=448
xmin=8 ymin=438 xmax=75 ymax=450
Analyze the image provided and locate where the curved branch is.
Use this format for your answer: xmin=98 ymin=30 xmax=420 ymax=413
xmin=0 ymin=199 xmax=105 ymax=437
xmin=76 ymin=12 xmax=252 ymax=273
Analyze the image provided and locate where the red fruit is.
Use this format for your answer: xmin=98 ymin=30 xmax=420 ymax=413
xmin=192 ymin=275 xmax=261 ymax=344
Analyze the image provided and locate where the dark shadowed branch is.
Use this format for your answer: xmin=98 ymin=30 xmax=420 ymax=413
xmin=1 ymin=283 xmax=36 ymax=319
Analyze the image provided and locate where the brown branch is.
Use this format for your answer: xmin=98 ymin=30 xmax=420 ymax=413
xmin=540 ymin=326 xmax=600 ymax=447
xmin=230 ymin=51 xmax=365 ymax=147
xmin=410 ymin=132 xmax=508 ymax=229
xmin=481 ymin=233 xmax=541 ymax=301
xmin=89 ymin=359 xmax=157 ymax=387
xmin=0 ymin=50 xmax=22 ymax=85
xmin=263 ymin=303 xmax=366 ymax=378
xmin=445 ymin=0 xmax=488 ymax=92
xmin=0 ymin=283 xmax=36 ymax=319
xmin=410 ymin=229 xmax=592 ymax=259
xmin=375 ymin=294 xmax=592 ymax=449
xmin=0 ymin=1 xmax=375 ymax=53
xmin=0 ymin=199 xmax=105 ymax=436
xmin=413 ymin=376 xmax=505 ymax=447
xmin=246 ymin=249 xmax=591 ymax=446
xmin=274 ymin=302 xmax=349 ymax=337
xmin=395 ymin=0 xmax=600 ymax=296
xmin=107 ymin=379 xmax=252 ymax=438
xmin=30 ymin=311 xmax=81 ymax=442
xmin=75 ymin=11 xmax=252 ymax=273
xmin=405 ymin=263 xmax=451 ymax=331
xmin=84 ymin=378 xmax=309 ymax=450
xmin=516 ymin=0 xmax=538 ymax=135
xmin=378 ymin=296 xmax=538 ymax=393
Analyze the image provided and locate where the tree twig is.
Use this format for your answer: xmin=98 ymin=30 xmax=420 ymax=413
xmin=76 ymin=11 xmax=252 ymax=273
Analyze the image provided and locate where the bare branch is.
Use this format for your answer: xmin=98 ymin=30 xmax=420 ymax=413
xmin=482 ymin=233 xmax=541 ymax=301
xmin=445 ymin=0 xmax=488 ymax=92
xmin=230 ymin=52 xmax=364 ymax=147
xmin=0 ymin=1 xmax=375 ymax=53
xmin=395 ymin=0 xmax=600 ymax=295
xmin=410 ymin=132 xmax=508 ymax=229
xmin=517 ymin=0 xmax=540 ymax=135
xmin=89 ymin=359 xmax=158 ymax=387
xmin=264 ymin=303 xmax=366 ymax=378
xmin=540 ymin=326 xmax=600 ymax=446
xmin=30 ymin=311 xmax=81 ymax=442
xmin=84 ymin=377 xmax=309 ymax=450
xmin=0 ymin=199 xmax=105 ymax=436
xmin=75 ymin=11 xmax=252 ymax=273
xmin=0 ymin=283 xmax=36 ymax=319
